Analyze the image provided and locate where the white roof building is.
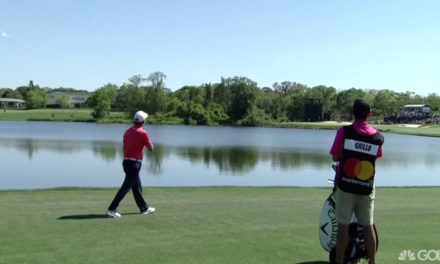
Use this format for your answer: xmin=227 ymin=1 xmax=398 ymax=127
xmin=47 ymin=91 xmax=92 ymax=107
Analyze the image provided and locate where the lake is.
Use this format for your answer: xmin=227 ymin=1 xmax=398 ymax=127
xmin=0 ymin=121 xmax=439 ymax=189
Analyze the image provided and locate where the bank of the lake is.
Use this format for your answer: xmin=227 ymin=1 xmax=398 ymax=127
xmin=0 ymin=187 xmax=438 ymax=264
xmin=0 ymin=108 xmax=127 ymax=123
xmin=271 ymin=121 xmax=440 ymax=138
xmin=1 ymin=108 xmax=440 ymax=137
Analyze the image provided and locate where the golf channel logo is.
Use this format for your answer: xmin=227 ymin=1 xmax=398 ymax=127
xmin=399 ymin=250 xmax=440 ymax=261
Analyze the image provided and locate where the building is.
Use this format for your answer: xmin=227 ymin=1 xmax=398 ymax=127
xmin=0 ymin=98 xmax=25 ymax=108
xmin=47 ymin=91 xmax=92 ymax=108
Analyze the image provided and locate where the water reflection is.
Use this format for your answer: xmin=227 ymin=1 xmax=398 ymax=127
xmin=1 ymin=138 xmax=124 ymax=161
xmin=3 ymin=136 xmax=440 ymax=175
xmin=1 ymin=138 xmax=336 ymax=174
xmin=1 ymin=123 xmax=440 ymax=189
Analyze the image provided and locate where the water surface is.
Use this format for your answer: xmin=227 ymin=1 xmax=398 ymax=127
xmin=0 ymin=121 xmax=439 ymax=189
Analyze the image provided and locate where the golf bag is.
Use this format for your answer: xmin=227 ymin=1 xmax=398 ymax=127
xmin=319 ymin=165 xmax=378 ymax=264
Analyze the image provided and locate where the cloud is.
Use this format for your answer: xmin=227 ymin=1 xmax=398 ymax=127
xmin=0 ymin=28 xmax=9 ymax=38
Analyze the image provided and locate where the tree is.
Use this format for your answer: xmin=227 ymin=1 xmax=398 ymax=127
xmin=286 ymin=91 xmax=306 ymax=121
xmin=371 ymin=90 xmax=398 ymax=117
xmin=116 ymin=83 xmax=145 ymax=115
xmin=306 ymin=85 xmax=337 ymax=119
xmin=272 ymin=81 xmax=308 ymax=96
xmin=26 ymin=86 xmax=47 ymax=109
xmin=335 ymin=88 xmax=366 ymax=120
xmin=56 ymin=96 xmax=71 ymax=109
xmin=186 ymin=103 xmax=210 ymax=125
xmin=0 ymin=88 xmax=23 ymax=99
xmin=145 ymin=71 xmax=168 ymax=114
xmin=16 ymin=86 xmax=31 ymax=100
xmin=206 ymin=102 xmax=228 ymax=124
xmin=128 ymin=74 xmax=146 ymax=87
xmin=425 ymin=93 xmax=440 ymax=111
xmin=256 ymin=87 xmax=276 ymax=117
xmin=174 ymin=86 xmax=205 ymax=105
xmin=220 ymin=77 xmax=258 ymax=123
xmin=202 ymin=83 xmax=213 ymax=106
xmin=147 ymin=72 xmax=166 ymax=90
xmin=87 ymin=83 xmax=118 ymax=118
xmin=213 ymin=80 xmax=232 ymax=114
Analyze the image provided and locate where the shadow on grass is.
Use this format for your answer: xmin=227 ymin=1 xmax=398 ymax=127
xmin=57 ymin=212 xmax=141 ymax=220
xmin=295 ymin=262 xmax=329 ymax=264
xmin=57 ymin=214 xmax=108 ymax=220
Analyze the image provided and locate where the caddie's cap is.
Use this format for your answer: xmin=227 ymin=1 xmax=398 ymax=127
xmin=134 ymin=111 xmax=148 ymax=122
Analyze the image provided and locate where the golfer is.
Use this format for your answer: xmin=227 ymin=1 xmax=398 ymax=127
xmin=330 ymin=99 xmax=384 ymax=264
xmin=107 ymin=110 xmax=155 ymax=218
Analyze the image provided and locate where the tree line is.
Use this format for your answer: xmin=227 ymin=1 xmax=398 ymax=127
xmin=1 ymin=72 xmax=440 ymax=125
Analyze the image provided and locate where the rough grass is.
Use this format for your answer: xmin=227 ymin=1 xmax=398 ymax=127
xmin=0 ymin=187 xmax=438 ymax=264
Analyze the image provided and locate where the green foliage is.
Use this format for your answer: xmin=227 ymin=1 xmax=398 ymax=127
xmin=144 ymin=72 xmax=169 ymax=114
xmin=186 ymin=103 xmax=211 ymax=125
xmin=286 ymin=92 xmax=306 ymax=121
xmin=87 ymin=83 xmax=118 ymax=118
xmin=26 ymin=86 xmax=47 ymax=109
xmin=115 ymin=84 xmax=145 ymax=116
xmin=372 ymin=89 xmax=398 ymax=116
xmin=238 ymin=107 xmax=272 ymax=126
xmin=0 ymin=88 xmax=23 ymax=99
xmin=221 ymin=76 xmax=259 ymax=123
xmin=7 ymin=72 xmax=440 ymax=124
xmin=55 ymin=96 xmax=71 ymax=109
xmin=335 ymin=88 xmax=366 ymax=119
xmin=306 ymin=85 xmax=337 ymax=117
xmin=206 ymin=102 xmax=228 ymax=124
xmin=257 ymin=87 xmax=291 ymax=121
xmin=425 ymin=93 xmax=440 ymax=111
xmin=47 ymin=87 xmax=89 ymax=94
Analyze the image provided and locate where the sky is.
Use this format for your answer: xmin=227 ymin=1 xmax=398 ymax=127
xmin=1 ymin=0 xmax=439 ymax=96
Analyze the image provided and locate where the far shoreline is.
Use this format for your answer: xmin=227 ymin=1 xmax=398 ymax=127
xmin=1 ymin=108 xmax=440 ymax=137
xmin=1 ymin=185 xmax=439 ymax=192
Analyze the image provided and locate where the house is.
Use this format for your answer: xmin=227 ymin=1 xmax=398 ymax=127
xmin=47 ymin=91 xmax=92 ymax=108
xmin=0 ymin=98 xmax=25 ymax=108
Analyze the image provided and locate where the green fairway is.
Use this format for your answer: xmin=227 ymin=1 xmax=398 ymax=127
xmin=0 ymin=109 xmax=128 ymax=123
xmin=375 ymin=124 xmax=440 ymax=137
xmin=270 ymin=121 xmax=440 ymax=137
xmin=0 ymin=109 xmax=95 ymax=122
xmin=0 ymin=187 xmax=438 ymax=264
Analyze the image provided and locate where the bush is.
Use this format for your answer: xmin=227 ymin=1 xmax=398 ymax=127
xmin=238 ymin=108 xmax=271 ymax=126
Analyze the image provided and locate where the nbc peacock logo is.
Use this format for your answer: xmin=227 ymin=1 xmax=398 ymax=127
xmin=398 ymin=250 xmax=416 ymax=261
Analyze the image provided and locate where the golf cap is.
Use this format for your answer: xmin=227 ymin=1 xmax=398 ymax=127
xmin=134 ymin=111 xmax=148 ymax=122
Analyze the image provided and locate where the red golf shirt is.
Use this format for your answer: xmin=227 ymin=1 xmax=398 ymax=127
xmin=123 ymin=124 xmax=153 ymax=161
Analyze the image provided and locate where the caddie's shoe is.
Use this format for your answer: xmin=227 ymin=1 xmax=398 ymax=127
xmin=141 ymin=207 xmax=156 ymax=215
xmin=107 ymin=210 xmax=121 ymax=218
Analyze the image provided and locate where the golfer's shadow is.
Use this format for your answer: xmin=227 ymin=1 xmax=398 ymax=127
xmin=57 ymin=214 xmax=108 ymax=220
xmin=295 ymin=261 xmax=329 ymax=264
xmin=57 ymin=212 xmax=139 ymax=220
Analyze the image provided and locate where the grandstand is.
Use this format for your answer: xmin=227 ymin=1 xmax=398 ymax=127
xmin=384 ymin=104 xmax=432 ymax=124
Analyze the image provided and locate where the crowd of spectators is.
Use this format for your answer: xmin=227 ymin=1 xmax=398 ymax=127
xmin=384 ymin=105 xmax=437 ymax=124
xmin=397 ymin=108 xmax=428 ymax=121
